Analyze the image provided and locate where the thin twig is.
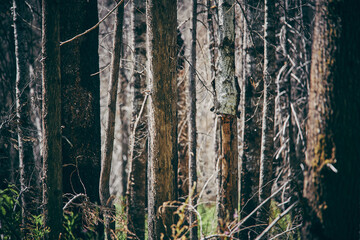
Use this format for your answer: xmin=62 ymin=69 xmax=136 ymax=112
xmin=60 ymin=0 xmax=124 ymax=46
xmin=269 ymin=224 xmax=302 ymax=240
xmin=63 ymin=193 xmax=87 ymax=210
xmin=230 ymin=181 xmax=289 ymax=236
xmin=255 ymin=201 xmax=298 ymax=240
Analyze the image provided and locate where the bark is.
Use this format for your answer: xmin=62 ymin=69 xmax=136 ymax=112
xmin=127 ymin=0 xmax=147 ymax=238
xmin=41 ymin=0 xmax=63 ymax=238
xmin=146 ymin=0 xmax=178 ymax=238
xmin=60 ymin=0 xmax=101 ymax=204
xmin=258 ymin=0 xmax=275 ymax=231
xmin=99 ymin=1 xmax=124 ymax=239
xmin=302 ymin=0 xmax=360 ymax=239
xmin=239 ymin=0 xmax=263 ymax=238
xmin=12 ymin=0 xmax=39 ymax=230
xmin=0 ymin=0 xmax=17 ymax=188
xmin=188 ymin=0 xmax=198 ymax=239
xmin=177 ymin=59 xmax=189 ymax=200
xmin=215 ymin=0 xmax=238 ymax=238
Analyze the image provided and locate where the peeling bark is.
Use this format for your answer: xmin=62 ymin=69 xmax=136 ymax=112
xmin=215 ymin=0 xmax=239 ymax=238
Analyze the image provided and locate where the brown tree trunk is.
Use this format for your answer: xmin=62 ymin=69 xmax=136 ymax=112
xmin=258 ymin=0 xmax=275 ymax=232
xmin=146 ymin=0 xmax=178 ymax=238
xmin=99 ymin=1 xmax=124 ymax=239
xmin=41 ymin=0 xmax=63 ymax=238
xmin=302 ymin=0 xmax=360 ymax=239
xmin=188 ymin=0 xmax=198 ymax=239
xmin=126 ymin=0 xmax=147 ymax=238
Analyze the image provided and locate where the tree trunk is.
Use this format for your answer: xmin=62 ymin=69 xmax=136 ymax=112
xmin=177 ymin=33 xmax=189 ymax=200
xmin=302 ymin=0 xmax=360 ymax=239
xmin=99 ymin=1 xmax=124 ymax=239
xmin=215 ymin=0 xmax=239 ymax=238
xmin=188 ymin=0 xmax=198 ymax=239
xmin=41 ymin=0 xmax=63 ymax=238
xmin=13 ymin=0 xmax=38 ymax=231
xmin=127 ymin=0 xmax=147 ymax=238
xmin=146 ymin=0 xmax=178 ymax=238
xmin=258 ymin=0 xmax=275 ymax=232
xmin=60 ymin=0 xmax=101 ymax=205
xmin=239 ymin=0 xmax=263 ymax=238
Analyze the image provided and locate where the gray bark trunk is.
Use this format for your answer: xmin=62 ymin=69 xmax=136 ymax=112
xmin=99 ymin=1 xmax=124 ymax=239
xmin=12 ymin=0 xmax=40 ymax=232
xmin=126 ymin=0 xmax=147 ymax=238
xmin=215 ymin=0 xmax=239 ymax=238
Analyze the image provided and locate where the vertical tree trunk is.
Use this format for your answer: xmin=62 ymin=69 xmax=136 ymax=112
xmin=258 ymin=0 xmax=275 ymax=232
xmin=177 ymin=31 xmax=189 ymax=200
xmin=60 ymin=0 xmax=101 ymax=205
xmin=127 ymin=0 xmax=147 ymax=238
xmin=239 ymin=0 xmax=263 ymax=238
xmin=99 ymin=1 xmax=124 ymax=239
xmin=215 ymin=0 xmax=239 ymax=237
xmin=188 ymin=0 xmax=198 ymax=239
xmin=146 ymin=0 xmax=178 ymax=238
xmin=302 ymin=0 xmax=360 ymax=239
xmin=12 ymin=0 xmax=39 ymax=231
xmin=41 ymin=0 xmax=63 ymax=238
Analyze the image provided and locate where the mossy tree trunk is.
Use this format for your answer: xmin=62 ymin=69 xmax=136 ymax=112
xmin=302 ymin=0 xmax=360 ymax=239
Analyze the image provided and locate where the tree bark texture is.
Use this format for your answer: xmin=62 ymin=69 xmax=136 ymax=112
xmin=41 ymin=0 xmax=63 ymax=238
xmin=12 ymin=0 xmax=39 ymax=230
xmin=303 ymin=0 xmax=360 ymax=239
xmin=0 ymin=0 xmax=17 ymax=187
xmin=99 ymin=1 xmax=124 ymax=239
xmin=258 ymin=0 xmax=275 ymax=231
xmin=188 ymin=0 xmax=198 ymax=239
xmin=146 ymin=0 xmax=178 ymax=239
xmin=60 ymin=0 xmax=101 ymax=205
xmin=216 ymin=116 xmax=238 ymax=238
xmin=239 ymin=0 xmax=263 ymax=239
xmin=177 ymin=42 xmax=189 ymax=200
xmin=215 ymin=0 xmax=239 ymax=238
xmin=127 ymin=0 xmax=147 ymax=238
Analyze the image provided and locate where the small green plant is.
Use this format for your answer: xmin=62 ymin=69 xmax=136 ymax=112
xmin=27 ymin=214 xmax=50 ymax=239
xmin=0 ymin=185 xmax=21 ymax=239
